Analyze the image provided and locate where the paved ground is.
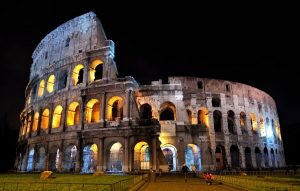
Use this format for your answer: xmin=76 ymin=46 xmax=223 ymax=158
xmin=140 ymin=174 xmax=244 ymax=191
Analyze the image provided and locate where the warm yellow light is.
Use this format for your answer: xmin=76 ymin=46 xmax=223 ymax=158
xmin=275 ymin=121 xmax=282 ymax=140
xmin=41 ymin=109 xmax=50 ymax=130
xmin=67 ymin=102 xmax=80 ymax=126
xmin=38 ymin=80 xmax=45 ymax=97
xmin=52 ymin=105 xmax=63 ymax=128
xmin=22 ymin=120 xmax=27 ymax=135
xmin=27 ymin=90 xmax=32 ymax=105
xmin=250 ymin=113 xmax=257 ymax=132
xmin=159 ymin=101 xmax=176 ymax=121
xmin=72 ymin=64 xmax=84 ymax=86
xmin=110 ymin=142 xmax=122 ymax=152
xmin=32 ymin=112 xmax=39 ymax=132
xmin=91 ymin=144 xmax=98 ymax=161
xmin=85 ymin=99 xmax=100 ymax=123
xmin=89 ymin=60 xmax=103 ymax=82
xmin=27 ymin=116 xmax=32 ymax=134
xmin=107 ymin=96 xmax=123 ymax=121
xmin=198 ymin=108 xmax=209 ymax=128
xmin=47 ymin=75 xmax=55 ymax=93
xmin=260 ymin=117 xmax=265 ymax=137
xmin=134 ymin=141 xmax=148 ymax=152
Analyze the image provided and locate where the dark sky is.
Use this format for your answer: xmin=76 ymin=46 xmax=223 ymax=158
xmin=0 ymin=3 xmax=299 ymax=166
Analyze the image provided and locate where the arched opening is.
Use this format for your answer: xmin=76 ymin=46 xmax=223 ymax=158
xmin=230 ymin=145 xmax=240 ymax=168
xmin=107 ymin=96 xmax=123 ymax=121
xmin=159 ymin=102 xmax=176 ymax=121
xmin=215 ymin=145 xmax=226 ymax=170
xmin=198 ymin=109 xmax=209 ymax=127
xmin=185 ymin=144 xmax=201 ymax=171
xmin=47 ymin=75 xmax=55 ymax=93
xmin=82 ymin=144 xmax=98 ymax=173
xmin=227 ymin=110 xmax=236 ymax=134
xmin=72 ymin=64 xmax=84 ymax=86
xmin=89 ymin=59 xmax=103 ymax=82
xmin=250 ymin=113 xmax=258 ymax=133
xmin=140 ymin=104 xmax=152 ymax=120
xmin=49 ymin=146 xmax=60 ymax=171
xmin=37 ymin=147 xmax=46 ymax=171
xmin=22 ymin=119 xmax=27 ymax=136
xmin=255 ymin=147 xmax=262 ymax=168
xmin=52 ymin=105 xmax=63 ymax=128
xmin=161 ymin=144 xmax=177 ymax=171
xmin=245 ymin=147 xmax=252 ymax=169
xmin=186 ymin=109 xmax=192 ymax=124
xmin=108 ymin=142 xmax=124 ymax=172
xmin=264 ymin=147 xmax=269 ymax=167
xmin=41 ymin=109 xmax=50 ymax=130
xmin=64 ymin=145 xmax=77 ymax=172
xmin=32 ymin=112 xmax=39 ymax=132
xmin=27 ymin=148 xmax=35 ymax=171
xmin=240 ymin=112 xmax=247 ymax=134
xmin=260 ymin=117 xmax=265 ymax=137
xmin=58 ymin=70 xmax=68 ymax=90
xmin=26 ymin=115 xmax=32 ymax=134
xmin=271 ymin=148 xmax=275 ymax=167
xmin=212 ymin=97 xmax=221 ymax=107
xmin=213 ymin=110 xmax=222 ymax=132
xmin=38 ymin=80 xmax=45 ymax=97
xmin=67 ymin=102 xmax=80 ymax=126
xmin=85 ymin=99 xmax=100 ymax=123
xmin=134 ymin=142 xmax=150 ymax=170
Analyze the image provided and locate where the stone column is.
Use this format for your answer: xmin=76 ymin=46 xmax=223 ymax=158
xmin=27 ymin=111 xmax=34 ymax=138
xmin=239 ymin=145 xmax=246 ymax=169
xmin=98 ymin=138 xmax=104 ymax=171
xmin=47 ymin=103 xmax=54 ymax=134
xmin=123 ymin=137 xmax=129 ymax=172
xmin=44 ymin=142 xmax=49 ymax=170
xmin=225 ymin=145 xmax=231 ymax=168
xmin=251 ymin=146 xmax=257 ymax=168
xmin=152 ymin=136 xmax=157 ymax=171
xmin=100 ymin=93 xmax=106 ymax=123
xmin=61 ymin=100 xmax=68 ymax=132
xmin=37 ymin=109 xmax=43 ymax=135
xmin=123 ymin=89 xmax=131 ymax=121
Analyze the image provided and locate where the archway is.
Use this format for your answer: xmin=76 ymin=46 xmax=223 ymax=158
xmin=215 ymin=145 xmax=226 ymax=170
xmin=41 ymin=109 xmax=49 ymax=130
xmin=245 ymin=147 xmax=252 ymax=169
xmin=64 ymin=145 xmax=77 ymax=172
xmin=85 ymin=99 xmax=100 ymax=123
xmin=185 ymin=144 xmax=201 ymax=171
xmin=134 ymin=142 xmax=150 ymax=170
xmin=213 ymin=110 xmax=222 ymax=132
xmin=27 ymin=148 xmax=35 ymax=171
xmin=140 ymin=104 xmax=152 ymax=120
xmin=82 ymin=144 xmax=98 ymax=173
xmin=107 ymin=96 xmax=123 ymax=121
xmin=52 ymin=105 xmax=63 ymax=128
xmin=37 ymin=147 xmax=46 ymax=171
xmin=108 ymin=142 xmax=124 ymax=172
xmin=47 ymin=74 xmax=55 ymax=93
xmin=89 ymin=59 xmax=103 ymax=82
xmin=49 ymin=146 xmax=60 ymax=171
xmin=264 ymin=147 xmax=269 ymax=167
xmin=161 ymin=144 xmax=177 ymax=171
xmin=227 ymin=110 xmax=235 ymax=134
xmin=67 ymin=102 xmax=80 ymax=126
xmin=240 ymin=112 xmax=247 ymax=134
xmin=72 ymin=64 xmax=84 ymax=85
xmin=230 ymin=145 xmax=240 ymax=168
xmin=255 ymin=147 xmax=262 ymax=168
xmin=198 ymin=108 xmax=209 ymax=127
xmin=159 ymin=102 xmax=176 ymax=121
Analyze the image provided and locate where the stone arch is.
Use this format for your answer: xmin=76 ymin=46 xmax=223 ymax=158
xmin=161 ymin=144 xmax=177 ymax=171
xmin=159 ymin=101 xmax=176 ymax=121
xmin=215 ymin=145 xmax=226 ymax=170
xmin=32 ymin=112 xmax=39 ymax=132
xmin=250 ymin=113 xmax=258 ymax=133
xmin=260 ymin=117 xmax=265 ymax=137
xmin=264 ymin=147 xmax=269 ymax=167
xmin=52 ymin=105 xmax=63 ymax=128
xmin=240 ymin=112 xmax=247 ymax=134
xmin=212 ymin=97 xmax=221 ymax=107
xmin=26 ymin=115 xmax=32 ymax=134
xmin=85 ymin=99 xmax=100 ymax=123
xmin=186 ymin=109 xmax=192 ymax=124
xmin=36 ymin=147 xmax=46 ymax=171
xmin=63 ymin=144 xmax=78 ymax=172
xmin=270 ymin=148 xmax=275 ymax=167
xmin=107 ymin=96 xmax=123 ymax=121
xmin=245 ymin=147 xmax=252 ymax=169
xmin=230 ymin=145 xmax=240 ymax=168
xmin=72 ymin=64 xmax=84 ymax=86
xmin=134 ymin=141 xmax=150 ymax=170
xmin=41 ymin=109 xmax=50 ymax=130
xmin=185 ymin=144 xmax=201 ymax=171
xmin=140 ymin=103 xmax=152 ymax=120
xmin=82 ymin=144 xmax=98 ymax=173
xmin=255 ymin=147 xmax=262 ymax=168
xmin=67 ymin=102 xmax=80 ymax=126
xmin=89 ymin=59 xmax=103 ymax=82
xmin=58 ymin=70 xmax=68 ymax=90
xmin=38 ymin=80 xmax=45 ymax=97
xmin=227 ymin=110 xmax=236 ymax=134
xmin=46 ymin=74 xmax=55 ymax=93
xmin=213 ymin=110 xmax=222 ymax=132
xmin=27 ymin=147 xmax=35 ymax=171
xmin=49 ymin=146 xmax=60 ymax=171
xmin=198 ymin=108 xmax=209 ymax=127
xmin=107 ymin=142 xmax=124 ymax=172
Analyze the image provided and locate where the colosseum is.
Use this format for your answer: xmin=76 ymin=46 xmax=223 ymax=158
xmin=16 ymin=12 xmax=285 ymax=173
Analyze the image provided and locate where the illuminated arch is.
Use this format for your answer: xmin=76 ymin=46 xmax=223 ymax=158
xmin=240 ymin=112 xmax=247 ymax=133
xmin=47 ymin=75 xmax=55 ymax=93
xmin=185 ymin=144 xmax=201 ymax=171
xmin=250 ymin=113 xmax=257 ymax=133
xmin=64 ymin=145 xmax=77 ymax=172
xmin=161 ymin=144 xmax=177 ymax=171
xmin=82 ymin=144 xmax=98 ymax=173
xmin=37 ymin=147 xmax=46 ymax=171
xmin=38 ymin=80 xmax=45 ymax=97
xmin=227 ymin=110 xmax=236 ymax=134
xmin=134 ymin=142 xmax=150 ymax=170
xmin=159 ymin=101 xmax=176 ymax=121
xmin=41 ymin=109 xmax=50 ymax=130
xmin=27 ymin=148 xmax=35 ymax=171
xmin=108 ymin=142 xmax=124 ymax=172
xmin=260 ymin=117 xmax=265 ymax=137
xmin=26 ymin=115 xmax=32 ymax=134
xmin=72 ymin=64 xmax=84 ymax=86
xmin=32 ymin=112 xmax=39 ymax=132
xmin=67 ymin=102 xmax=80 ymax=126
xmin=198 ymin=108 xmax=209 ymax=127
xmin=89 ymin=59 xmax=103 ymax=82
xmin=52 ymin=105 xmax=63 ymax=128
xmin=107 ymin=96 xmax=123 ymax=121
xmin=49 ymin=146 xmax=60 ymax=171
xmin=85 ymin=99 xmax=100 ymax=123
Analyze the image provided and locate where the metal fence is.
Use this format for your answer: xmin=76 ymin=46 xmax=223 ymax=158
xmin=0 ymin=175 xmax=143 ymax=191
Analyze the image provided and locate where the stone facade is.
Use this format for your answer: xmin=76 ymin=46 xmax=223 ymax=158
xmin=16 ymin=12 xmax=285 ymax=173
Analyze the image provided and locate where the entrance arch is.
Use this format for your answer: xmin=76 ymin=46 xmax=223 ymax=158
xmin=108 ymin=142 xmax=124 ymax=172
xmin=161 ymin=144 xmax=177 ymax=171
xmin=185 ymin=144 xmax=201 ymax=171
xmin=255 ymin=147 xmax=262 ymax=168
xmin=37 ymin=147 xmax=46 ymax=171
xmin=245 ymin=147 xmax=252 ymax=169
xmin=230 ymin=145 xmax=240 ymax=168
xmin=215 ymin=145 xmax=226 ymax=170
xmin=134 ymin=142 xmax=150 ymax=170
xmin=49 ymin=146 xmax=60 ymax=171
xmin=82 ymin=144 xmax=98 ymax=173
xmin=27 ymin=148 xmax=35 ymax=171
xmin=64 ymin=145 xmax=77 ymax=172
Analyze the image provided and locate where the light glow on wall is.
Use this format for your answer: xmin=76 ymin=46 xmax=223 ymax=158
xmin=52 ymin=105 xmax=63 ymax=128
xmin=38 ymin=80 xmax=45 ymax=97
xmin=85 ymin=99 xmax=100 ymax=123
xmin=32 ymin=112 xmax=39 ymax=132
xmin=72 ymin=64 xmax=84 ymax=86
xmin=67 ymin=102 xmax=80 ymax=126
xmin=41 ymin=109 xmax=50 ymax=130
xmin=89 ymin=59 xmax=103 ymax=82
xmin=47 ymin=75 xmax=55 ymax=93
xmin=107 ymin=96 xmax=123 ymax=121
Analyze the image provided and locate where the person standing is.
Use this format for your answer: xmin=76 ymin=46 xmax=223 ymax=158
xmin=181 ymin=163 xmax=189 ymax=182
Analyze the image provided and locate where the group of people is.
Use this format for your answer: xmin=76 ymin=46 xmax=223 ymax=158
xmin=181 ymin=163 xmax=214 ymax=185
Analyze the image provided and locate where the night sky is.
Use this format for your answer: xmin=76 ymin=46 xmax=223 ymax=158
xmin=0 ymin=3 xmax=299 ymax=170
